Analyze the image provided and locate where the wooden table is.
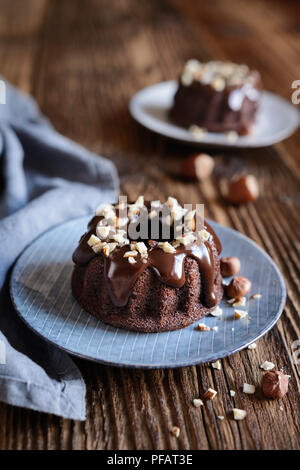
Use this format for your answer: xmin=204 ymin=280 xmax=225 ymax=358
xmin=0 ymin=0 xmax=299 ymax=450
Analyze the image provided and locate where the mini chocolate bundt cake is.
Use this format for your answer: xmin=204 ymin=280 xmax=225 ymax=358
xmin=170 ymin=59 xmax=262 ymax=135
xmin=72 ymin=196 xmax=223 ymax=333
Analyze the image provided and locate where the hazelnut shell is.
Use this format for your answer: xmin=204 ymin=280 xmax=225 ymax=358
xmin=220 ymin=257 xmax=241 ymax=277
xmin=261 ymin=370 xmax=289 ymax=399
xmin=182 ymin=153 xmax=214 ymax=181
xmin=227 ymin=175 xmax=259 ymax=205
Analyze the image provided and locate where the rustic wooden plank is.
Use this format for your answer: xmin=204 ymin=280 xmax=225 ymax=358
xmin=0 ymin=0 xmax=299 ymax=450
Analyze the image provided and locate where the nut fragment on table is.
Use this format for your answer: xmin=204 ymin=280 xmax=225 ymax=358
xmin=193 ymin=398 xmax=204 ymax=407
xmin=243 ymin=383 xmax=256 ymax=394
xmin=181 ymin=153 xmax=215 ymax=181
xmin=230 ymin=390 xmax=236 ymax=397
xmin=203 ymin=388 xmax=218 ymax=400
xmin=226 ymin=174 xmax=259 ymax=205
xmin=248 ymin=342 xmax=257 ymax=350
xmin=172 ymin=426 xmax=180 ymax=438
xmin=233 ymin=408 xmax=247 ymax=420
xmin=260 ymin=361 xmax=275 ymax=371
xmin=211 ymin=360 xmax=221 ymax=370
xmin=261 ymin=370 xmax=289 ymax=399
xmin=220 ymin=256 xmax=241 ymax=277
xmin=225 ymin=276 xmax=252 ymax=299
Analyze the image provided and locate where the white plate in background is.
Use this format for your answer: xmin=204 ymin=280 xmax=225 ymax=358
xmin=129 ymin=80 xmax=300 ymax=148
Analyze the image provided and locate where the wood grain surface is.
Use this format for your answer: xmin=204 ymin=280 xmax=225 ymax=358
xmin=0 ymin=0 xmax=299 ymax=450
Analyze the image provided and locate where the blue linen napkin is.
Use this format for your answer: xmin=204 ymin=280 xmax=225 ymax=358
xmin=0 ymin=80 xmax=119 ymax=420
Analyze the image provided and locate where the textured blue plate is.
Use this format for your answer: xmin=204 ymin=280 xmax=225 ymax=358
xmin=10 ymin=216 xmax=286 ymax=368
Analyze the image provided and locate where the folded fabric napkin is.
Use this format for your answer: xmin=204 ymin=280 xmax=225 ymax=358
xmin=0 ymin=80 xmax=119 ymax=420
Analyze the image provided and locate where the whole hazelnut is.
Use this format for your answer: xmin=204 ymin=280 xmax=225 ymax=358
xmin=261 ymin=370 xmax=289 ymax=399
xmin=220 ymin=257 xmax=241 ymax=277
xmin=227 ymin=175 xmax=259 ymax=204
xmin=182 ymin=153 xmax=214 ymax=181
xmin=225 ymin=276 xmax=252 ymax=298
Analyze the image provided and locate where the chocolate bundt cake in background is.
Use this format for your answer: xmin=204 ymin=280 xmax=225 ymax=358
xmin=170 ymin=59 xmax=262 ymax=135
xmin=72 ymin=196 xmax=223 ymax=333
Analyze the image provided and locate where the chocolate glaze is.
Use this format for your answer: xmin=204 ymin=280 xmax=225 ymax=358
xmin=170 ymin=71 xmax=262 ymax=134
xmin=72 ymin=214 xmax=222 ymax=308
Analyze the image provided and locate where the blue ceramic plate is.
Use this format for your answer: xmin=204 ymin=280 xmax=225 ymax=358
xmin=10 ymin=216 xmax=286 ymax=368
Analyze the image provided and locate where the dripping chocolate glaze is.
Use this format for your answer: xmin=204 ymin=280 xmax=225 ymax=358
xmin=72 ymin=212 xmax=222 ymax=308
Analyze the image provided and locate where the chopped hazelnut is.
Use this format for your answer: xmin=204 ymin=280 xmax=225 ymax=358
xmin=251 ymin=293 xmax=262 ymax=299
xmin=136 ymin=242 xmax=148 ymax=255
xmin=189 ymin=125 xmax=207 ymax=140
xmin=199 ymin=229 xmax=210 ymax=241
xmin=203 ymin=388 xmax=217 ymax=400
xmin=172 ymin=426 xmax=180 ymax=438
xmin=248 ymin=343 xmax=257 ymax=350
xmin=197 ymin=323 xmax=210 ymax=331
xmin=128 ymin=256 xmax=137 ymax=264
xmin=92 ymin=242 xmax=106 ymax=254
xmin=181 ymin=153 xmax=214 ymax=181
xmin=176 ymin=233 xmax=197 ymax=246
xmin=232 ymin=297 xmax=246 ymax=307
xmin=123 ymin=251 xmax=138 ymax=258
xmin=226 ymin=175 xmax=259 ymax=205
xmin=102 ymin=243 xmax=117 ymax=257
xmin=135 ymin=195 xmax=144 ymax=207
xmin=260 ymin=361 xmax=275 ymax=371
xmin=226 ymin=131 xmax=239 ymax=143
xmin=161 ymin=241 xmax=176 ymax=254
xmin=230 ymin=390 xmax=236 ymax=397
xmin=233 ymin=408 xmax=247 ymax=420
xmin=211 ymin=76 xmax=225 ymax=91
xmin=210 ymin=306 xmax=222 ymax=317
xmin=234 ymin=309 xmax=248 ymax=319
xmin=261 ymin=370 xmax=289 ymax=399
xmin=243 ymin=383 xmax=256 ymax=394
xmin=220 ymin=257 xmax=241 ymax=277
xmin=87 ymin=234 xmax=101 ymax=247
xmin=211 ymin=360 xmax=221 ymax=370
xmin=225 ymin=276 xmax=252 ymax=299
xmin=193 ymin=398 xmax=203 ymax=408
xmin=217 ymin=415 xmax=225 ymax=420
